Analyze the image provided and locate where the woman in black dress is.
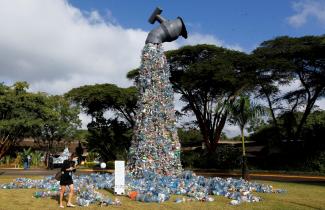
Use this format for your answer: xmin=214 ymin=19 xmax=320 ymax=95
xmin=59 ymin=153 xmax=76 ymax=208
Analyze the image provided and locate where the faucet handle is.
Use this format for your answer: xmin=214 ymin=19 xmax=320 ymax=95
xmin=148 ymin=7 xmax=166 ymax=24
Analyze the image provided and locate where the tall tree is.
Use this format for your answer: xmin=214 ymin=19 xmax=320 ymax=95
xmin=253 ymin=59 xmax=291 ymax=129
xmin=167 ymin=45 xmax=256 ymax=152
xmin=254 ymin=35 xmax=325 ymax=139
xmin=0 ymin=82 xmax=81 ymax=158
xmin=66 ymin=84 xmax=137 ymax=161
xmin=0 ymin=82 xmax=44 ymax=158
xmin=128 ymin=45 xmax=256 ymax=153
xmin=66 ymin=84 xmax=138 ymax=127
xmin=87 ymin=118 xmax=132 ymax=161
xmin=228 ymin=95 xmax=265 ymax=179
xmin=34 ymin=95 xmax=81 ymax=151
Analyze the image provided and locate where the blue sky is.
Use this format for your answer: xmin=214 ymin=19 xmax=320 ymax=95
xmin=69 ymin=0 xmax=325 ymax=52
xmin=67 ymin=0 xmax=325 ymax=133
xmin=1 ymin=0 xmax=324 ymax=93
xmin=1 ymin=0 xmax=324 ymax=134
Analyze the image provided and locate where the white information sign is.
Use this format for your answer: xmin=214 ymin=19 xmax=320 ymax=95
xmin=114 ymin=160 xmax=125 ymax=195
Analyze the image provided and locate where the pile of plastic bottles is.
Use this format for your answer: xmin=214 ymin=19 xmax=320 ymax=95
xmin=0 ymin=177 xmax=58 ymax=189
xmin=125 ymin=170 xmax=285 ymax=205
xmin=34 ymin=190 xmax=60 ymax=198
xmin=0 ymin=44 xmax=286 ymax=207
xmin=0 ymin=171 xmax=285 ymax=206
xmin=127 ymin=43 xmax=183 ymax=178
xmin=0 ymin=173 xmax=120 ymax=207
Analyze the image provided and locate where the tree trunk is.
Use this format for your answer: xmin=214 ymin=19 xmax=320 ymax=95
xmin=241 ymin=128 xmax=249 ymax=180
xmin=0 ymin=136 xmax=13 ymax=159
xmin=242 ymin=155 xmax=249 ymax=180
xmin=295 ymin=92 xmax=319 ymax=140
xmin=0 ymin=143 xmax=12 ymax=159
xmin=241 ymin=129 xmax=246 ymax=156
xmin=265 ymin=93 xmax=278 ymax=128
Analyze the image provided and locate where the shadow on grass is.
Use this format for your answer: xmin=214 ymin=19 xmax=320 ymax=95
xmin=49 ymin=194 xmax=68 ymax=206
xmin=287 ymin=201 xmax=322 ymax=210
xmin=50 ymin=195 xmax=59 ymax=204
xmin=292 ymin=181 xmax=325 ymax=187
xmin=266 ymin=180 xmax=325 ymax=187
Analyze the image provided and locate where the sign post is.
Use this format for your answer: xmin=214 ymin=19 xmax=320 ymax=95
xmin=114 ymin=160 xmax=125 ymax=195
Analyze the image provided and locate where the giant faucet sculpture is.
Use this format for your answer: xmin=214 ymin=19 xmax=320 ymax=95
xmin=126 ymin=7 xmax=187 ymax=177
xmin=146 ymin=7 xmax=187 ymax=44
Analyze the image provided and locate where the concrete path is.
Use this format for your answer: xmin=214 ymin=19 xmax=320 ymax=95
xmin=0 ymin=168 xmax=324 ymax=182
xmin=0 ymin=168 xmax=106 ymax=176
xmin=193 ymin=171 xmax=325 ymax=182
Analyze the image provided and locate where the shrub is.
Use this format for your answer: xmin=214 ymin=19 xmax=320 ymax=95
xmin=31 ymin=151 xmax=43 ymax=167
xmin=86 ymin=152 xmax=99 ymax=162
xmin=181 ymin=150 xmax=201 ymax=168
xmin=181 ymin=145 xmax=241 ymax=169
xmin=106 ymin=161 xmax=114 ymax=169
xmin=4 ymin=156 xmax=11 ymax=166
xmin=303 ymin=151 xmax=325 ymax=173
xmin=0 ymin=156 xmax=12 ymax=166
xmin=14 ymin=155 xmax=22 ymax=168
xmin=83 ymin=162 xmax=98 ymax=168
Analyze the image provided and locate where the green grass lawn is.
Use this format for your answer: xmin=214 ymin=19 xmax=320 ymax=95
xmin=0 ymin=176 xmax=324 ymax=210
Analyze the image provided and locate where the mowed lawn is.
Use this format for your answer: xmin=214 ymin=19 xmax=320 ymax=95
xmin=0 ymin=175 xmax=324 ymax=210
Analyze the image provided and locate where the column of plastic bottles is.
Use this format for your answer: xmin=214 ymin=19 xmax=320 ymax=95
xmin=126 ymin=43 xmax=183 ymax=178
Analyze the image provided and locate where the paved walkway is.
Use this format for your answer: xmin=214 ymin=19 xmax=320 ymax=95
xmin=0 ymin=168 xmax=106 ymax=176
xmin=193 ymin=171 xmax=325 ymax=182
xmin=0 ymin=168 xmax=324 ymax=182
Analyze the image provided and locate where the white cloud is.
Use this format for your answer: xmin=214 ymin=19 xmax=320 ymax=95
xmin=287 ymin=0 xmax=325 ymax=27
xmin=0 ymin=0 xmax=244 ymax=130
xmin=223 ymin=124 xmax=241 ymax=138
xmin=79 ymin=113 xmax=92 ymax=129
xmin=316 ymin=98 xmax=325 ymax=110
xmin=0 ymin=0 xmax=147 ymax=94
xmin=175 ymin=33 xmax=244 ymax=52
xmin=0 ymin=0 xmax=243 ymax=95
xmin=278 ymin=79 xmax=325 ymax=111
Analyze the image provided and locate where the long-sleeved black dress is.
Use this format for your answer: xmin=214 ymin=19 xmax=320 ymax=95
xmin=60 ymin=160 xmax=75 ymax=186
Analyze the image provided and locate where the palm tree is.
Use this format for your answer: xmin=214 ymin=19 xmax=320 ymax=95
xmin=228 ymin=95 xmax=265 ymax=180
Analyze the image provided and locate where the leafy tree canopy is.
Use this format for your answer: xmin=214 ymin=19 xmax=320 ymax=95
xmin=128 ymin=44 xmax=257 ymax=153
xmin=87 ymin=118 xmax=132 ymax=161
xmin=254 ymin=35 xmax=325 ymax=139
xmin=34 ymin=95 xmax=81 ymax=151
xmin=66 ymin=84 xmax=137 ymax=127
xmin=0 ymin=82 xmax=80 ymax=158
xmin=166 ymin=45 xmax=256 ymax=152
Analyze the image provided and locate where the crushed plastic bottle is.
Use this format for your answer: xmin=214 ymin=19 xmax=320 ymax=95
xmin=175 ymin=197 xmax=186 ymax=203
xmin=0 ymin=174 xmax=118 ymax=207
xmin=230 ymin=199 xmax=241 ymax=205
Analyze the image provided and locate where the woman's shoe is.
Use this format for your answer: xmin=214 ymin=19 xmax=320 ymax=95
xmin=67 ymin=203 xmax=76 ymax=207
xmin=59 ymin=205 xmax=64 ymax=208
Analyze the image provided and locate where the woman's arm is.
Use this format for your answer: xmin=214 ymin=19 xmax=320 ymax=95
xmin=71 ymin=161 xmax=77 ymax=172
xmin=61 ymin=160 xmax=70 ymax=172
xmin=63 ymin=161 xmax=76 ymax=172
